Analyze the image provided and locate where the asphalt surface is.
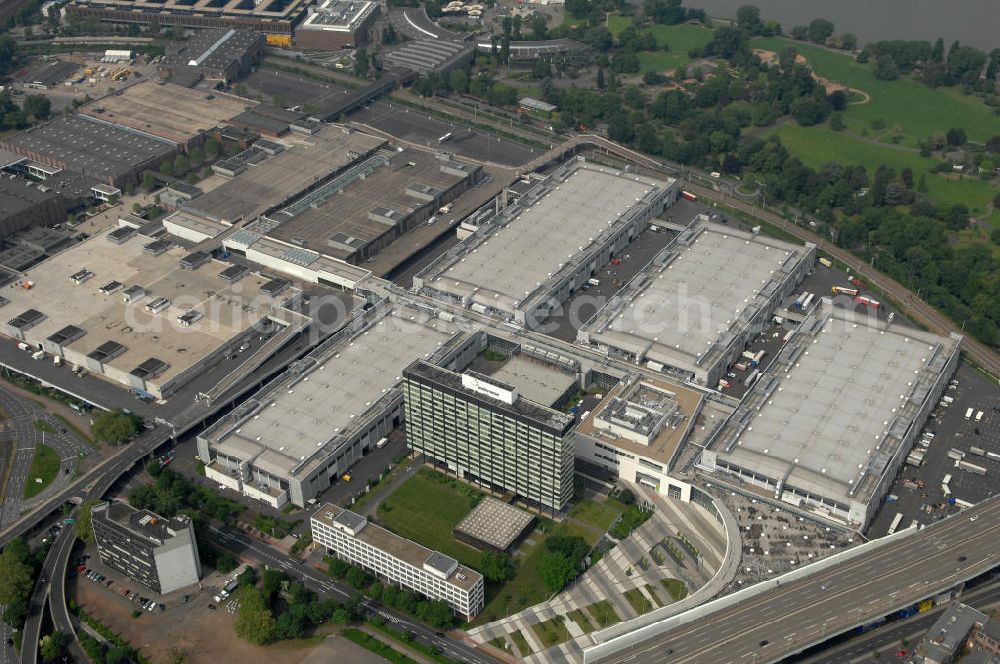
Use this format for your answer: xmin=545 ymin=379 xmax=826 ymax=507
xmin=0 ymin=385 xmax=89 ymax=529
xmin=207 ymin=523 xmax=496 ymax=664
xmin=791 ymin=577 xmax=1000 ymax=664
xmin=592 ymin=496 xmax=1000 ymax=664
xmin=349 ymin=99 xmax=538 ymax=167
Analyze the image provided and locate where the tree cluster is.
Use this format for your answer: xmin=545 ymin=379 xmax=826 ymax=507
xmin=538 ymin=535 xmax=589 ymax=593
xmin=234 ymin=569 xmax=345 ymax=644
xmin=90 ymin=409 xmax=141 ymax=445
xmin=327 ymin=557 xmax=456 ymax=629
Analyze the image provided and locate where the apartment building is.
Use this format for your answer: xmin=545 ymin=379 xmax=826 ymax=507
xmin=311 ymin=505 xmax=484 ymax=620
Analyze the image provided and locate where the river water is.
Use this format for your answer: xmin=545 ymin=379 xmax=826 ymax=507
xmin=693 ymin=0 xmax=998 ymax=51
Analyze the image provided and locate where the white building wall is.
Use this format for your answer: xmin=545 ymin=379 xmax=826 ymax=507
xmin=152 ymin=526 xmax=202 ymax=594
xmin=311 ymin=517 xmax=483 ymax=618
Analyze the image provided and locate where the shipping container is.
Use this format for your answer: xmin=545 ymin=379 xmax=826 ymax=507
xmin=965 ymin=407 xmax=974 ymax=420
xmin=646 ymin=360 xmax=664 ymax=372
xmin=942 ymin=474 xmax=952 ymax=485
xmin=957 ymin=460 xmax=987 ymax=476
xmin=947 ymin=448 xmax=966 ymax=460
xmin=969 ymin=447 xmax=986 ymax=457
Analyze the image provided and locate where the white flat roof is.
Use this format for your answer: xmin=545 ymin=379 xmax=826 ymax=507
xmin=605 ymin=225 xmax=801 ymax=361
xmin=425 ymin=164 xmax=666 ymax=314
xmin=717 ymin=304 xmax=959 ymax=506
xmin=210 ymin=309 xmax=454 ymax=479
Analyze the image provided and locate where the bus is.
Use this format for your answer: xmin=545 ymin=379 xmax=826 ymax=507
xmin=832 ymin=286 xmax=859 ymax=296
xmin=819 ymin=257 xmax=833 ymax=268
xmin=681 ymin=191 xmax=697 ymax=201
xmin=887 ymin=512 xmax=904 ymax=535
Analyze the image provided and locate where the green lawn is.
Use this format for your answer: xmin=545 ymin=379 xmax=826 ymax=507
xmin=644 ymin=584 xmax=664 ymax=607
xmin=586 ymin=600 xmax=622 ymax=628
xmin=23 ymin=443 xmax=60 ymax=499
xmin=509 ymin=630 xmax=532 ymax=657
xmin=753 ymin=37 xmax=1000 ymax=147
xmin=566 ymin=608 xmax=596 ymax=633
xmin=377 ymin=468 xmax=483 ymax=569
xmin=606 ymin=17 xmax=714 ymax=74
xmin=661 ymin=578 xmax=688 ymax=601
xmin=531 ymin=615 xmax=572 ymax=648
xmin=766 ymin=123 xmax=999 ymax=217
xmin=567 ymin=497 xmax=627 ymax=532
xmin=623 ymin=588 xmax=655 ymax=615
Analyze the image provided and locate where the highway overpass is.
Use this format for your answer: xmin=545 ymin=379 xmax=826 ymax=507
xmin=585 ymin=496 xmax=1000 ymax=664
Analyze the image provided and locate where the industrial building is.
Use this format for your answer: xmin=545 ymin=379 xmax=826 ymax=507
xmin=295 ymin=0 xmax=379 ymax=50
xmin=0 ymin=114 xmax=178 ymax=187
xmin=312 ymin=505 xmax=484 ymax=620
xmin=178 ymin=127 xmax=385 ymax=224
xmin=66 ymin=0 xmax=311 ymax=34
xmin=0 ymin=174 xmax=67 ymax=239
xmin=574 ymin=375 xmax=704 ymax=501
xmin=414 ymin=160 xmax=676 ymax=325
xmin=578 ymin=216 xmax=814 ymax=387
xmin=250 ymin=147 xmax=479 ymax=263
xmin=0 ymin=225 xmax=309 ymax=399
xmin=403 ymin=359 xmax=576 ymax=513
xmin=382 ymin=39 xmax=476 ymax=76
xmin=699 ymin=301 xmax=961 ymax=529
xmin=91 ymin=501 xmax=202 ymax=594
xmin=79 ymin=81 xmax=253 ymax=149
xmin=197 ymin=304 xmax=478 ymax=507
xmin=157 ymin=29 xmax=265 ymax=84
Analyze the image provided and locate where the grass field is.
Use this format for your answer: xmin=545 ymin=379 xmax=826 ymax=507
xmin=381 ymin=468 xmax=615 ymax=627
xmin=585 ymin=600 xmax=622 ymax=628
xmin=766 ymin=123 xmax=999 ymax=218
xmin=566 ymin=497 xmax=627 ymax=532
xmin=623 ymin=587 xmax=655 ymax=614
xmin=567 ymin=608 xmax=596 ymax=633
xmin=661 ymin=578 xmax=688 ymax=601
xmin=376 ymin=469 xmax=482 ymax=569
xmin=753 ymin=37 xmax=1000 ymax=147
xmin=531 ymin=615 xmax=572 ymax=647
xmin=606 ymin=17 xmax=714 ymax=74
xmin=509 ymin=630 xmax=532 ymax=657
xmin=23 ymin=443 xmax=59 ymax=498
xmin=644 ymin=584 xmax=664 ymax=607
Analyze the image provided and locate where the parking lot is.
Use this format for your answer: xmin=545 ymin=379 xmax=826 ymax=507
xmin=71 ymin=542 xmax=371 ymax=664
xmin=866 ymin=361 xmax=1000 ymax=538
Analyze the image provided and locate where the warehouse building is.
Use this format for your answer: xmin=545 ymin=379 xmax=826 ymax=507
xmin=79 ymin=81 xmax=253 ymax=149
xmin=0 ymin=174 xmax=67 ymax=239
xmin=295 ymin=0 xmax=379 ymax=50
xmin=403 ymin=359 xmax=576 ymax=513
xmin=197 ymin=304 xmax=479 ymax=507
xmin=700 ymin=301 xmax=961 ymax=529
xmin=158 ymin=29 xmax=265 ymax=84
xmin=66 ymin=0 xmax=311 ymax=34
xmin=574 ymin=375 xmax=704 ymax=501
xmin=91 ymin=501 xmax=202 ymax=594
xmin=312 ymin=505 xmax=484 ymax=620
xmin=578 ymin=216 xmax=814 ymax=387
xmin=179 ymin=127 xmax=385 ymax=224
xmin=253 ymin=147 xmax=479 ymax=263
xmin=0 ymin=225 xmax=309 ymax=399
xmin=382 ymin=39 xmax=476 ymax=76
xmin=0 ymin=114 xmax=178 ymax=188
xmin=414 ymin=160 xmax=676 ymax=325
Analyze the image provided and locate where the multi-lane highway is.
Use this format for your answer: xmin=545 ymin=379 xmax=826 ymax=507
xmin=207 ymin=524 xmax=496 ymax=664
xmin=590 ymin=497 xmax=1000 ymax=664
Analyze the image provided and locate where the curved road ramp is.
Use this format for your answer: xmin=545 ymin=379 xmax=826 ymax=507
xmin=584 ymin=496 xmax=1000 ymax=663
